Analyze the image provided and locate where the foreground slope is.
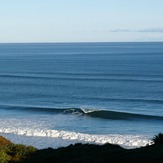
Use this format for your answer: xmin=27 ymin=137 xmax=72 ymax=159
xmin=23 ymin=143 xmax=163 ymax=163
xmin=0 ymin=135 xmax=163 ymax=163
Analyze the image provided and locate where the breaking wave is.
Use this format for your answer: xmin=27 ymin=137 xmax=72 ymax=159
xmin=1 ymin=104 xmax=163 ymax=121
xmin=0 ymin=128 xmax=152 ymax=148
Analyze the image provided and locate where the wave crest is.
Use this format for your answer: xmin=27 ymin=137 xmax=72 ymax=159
xmin=1 ymin=104 xmax=163 ymax=121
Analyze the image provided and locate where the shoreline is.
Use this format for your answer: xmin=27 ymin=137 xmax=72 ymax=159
xmin=0 ymin=133 xmax=80 ymax=149
xmin=0 ymin=131 xmax=151 ymax=149
xmin=0 ymin=134 xmax=163 ymax=163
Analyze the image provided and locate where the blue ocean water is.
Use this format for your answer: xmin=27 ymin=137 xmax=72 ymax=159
xmin=0 ymin=42 xmax=163 ymax=148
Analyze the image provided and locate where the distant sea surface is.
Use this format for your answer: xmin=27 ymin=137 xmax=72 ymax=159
xmin=0 ymin=42 xmax=163 ymax=148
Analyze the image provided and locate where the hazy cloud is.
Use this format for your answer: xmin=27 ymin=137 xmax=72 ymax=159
xmin=144 ymin=34 xmax=162 ymax=39
xmin=110 ymin=29 xmax=133 ymax=32
xmin=110 ymin=27 xmax=163 ymax=33
xmin=138 ymin=27 xmax=163 ymax=33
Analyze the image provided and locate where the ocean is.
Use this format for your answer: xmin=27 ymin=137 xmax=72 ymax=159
xmin=0 ymin=42 xmax=163 ymax=149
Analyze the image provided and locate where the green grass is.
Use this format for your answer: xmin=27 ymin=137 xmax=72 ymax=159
xmin=0 ymin=136 xmax=37 ymax=162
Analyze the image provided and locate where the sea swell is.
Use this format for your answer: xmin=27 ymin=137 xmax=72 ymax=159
xmin=1 ymin=104 xmax=163 ymax=121
xmin=0 ymin=73 xmax=163 ymax=83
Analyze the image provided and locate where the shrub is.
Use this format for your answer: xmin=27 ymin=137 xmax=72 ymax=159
xmin=0 ymin=144 xmax=37 ymax=162
xmin=0 ymin=151 xmax=10 ymax=163
xmin=152 ymin=133 xmax=163 ymax=145
xmin=6 ymin=144 xmax=37 ymax=161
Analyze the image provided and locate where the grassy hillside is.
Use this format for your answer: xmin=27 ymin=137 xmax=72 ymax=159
xmin=22 ymin=143 xmax=163 ymax=163
xmin=0 ymin=134 xmax=163 ymax=163
xmin=0 ymin=136 xmax=36 ymax=163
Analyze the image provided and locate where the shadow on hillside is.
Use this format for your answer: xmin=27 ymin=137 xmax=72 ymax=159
xmin=22 ymin=142 xmax=163 ymax=163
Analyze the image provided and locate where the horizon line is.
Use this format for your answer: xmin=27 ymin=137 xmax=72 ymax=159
xmin=0 ymin=41 xmax=163 ymax=44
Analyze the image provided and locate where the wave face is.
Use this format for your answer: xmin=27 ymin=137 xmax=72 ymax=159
xmin=1 ymin=105 xmax=163 ymax=121
xmin=86 ymin=110 xmax=163 ymax=120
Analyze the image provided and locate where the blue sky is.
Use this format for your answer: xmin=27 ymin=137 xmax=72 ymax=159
xmin=0 ymin=0 xmax=163 ymax=42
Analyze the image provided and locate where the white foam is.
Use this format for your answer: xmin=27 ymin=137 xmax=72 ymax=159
xmin=0 ymin=127 xmax=152 ymax=148
xmin=81 ymin=108 xmax=97 ymax=113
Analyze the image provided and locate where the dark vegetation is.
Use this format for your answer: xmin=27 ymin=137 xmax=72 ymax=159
xmin=0 ymin=133 xmax=163 ymax=163
xmin=0 ymin=136 xmax=36 ymax=163
xmin=152 ymin=133 xmax=163 ymax=145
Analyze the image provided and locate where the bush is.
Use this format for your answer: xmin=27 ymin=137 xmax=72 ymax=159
xmin=5 ymin=144 xmax=37 ymax=161
xmin=0 ymin=151 xmax=10 ymax=163
xmin=152 ymin=133 xmax=163 ymax=145
xmin=0 ymin=143 xmax=37 ymax=162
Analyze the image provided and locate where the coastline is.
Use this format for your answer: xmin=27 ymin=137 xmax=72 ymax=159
xmin=0 ymin=133 xmax=80 ymax=149
xmin=0 ymin=131 xmax=151 ymax=149
xmin=0 ymin=134 xmax=163 ymax=163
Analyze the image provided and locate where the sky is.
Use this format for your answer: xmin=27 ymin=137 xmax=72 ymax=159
xmin=0 ymin=0 xmax=163 ymax=42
